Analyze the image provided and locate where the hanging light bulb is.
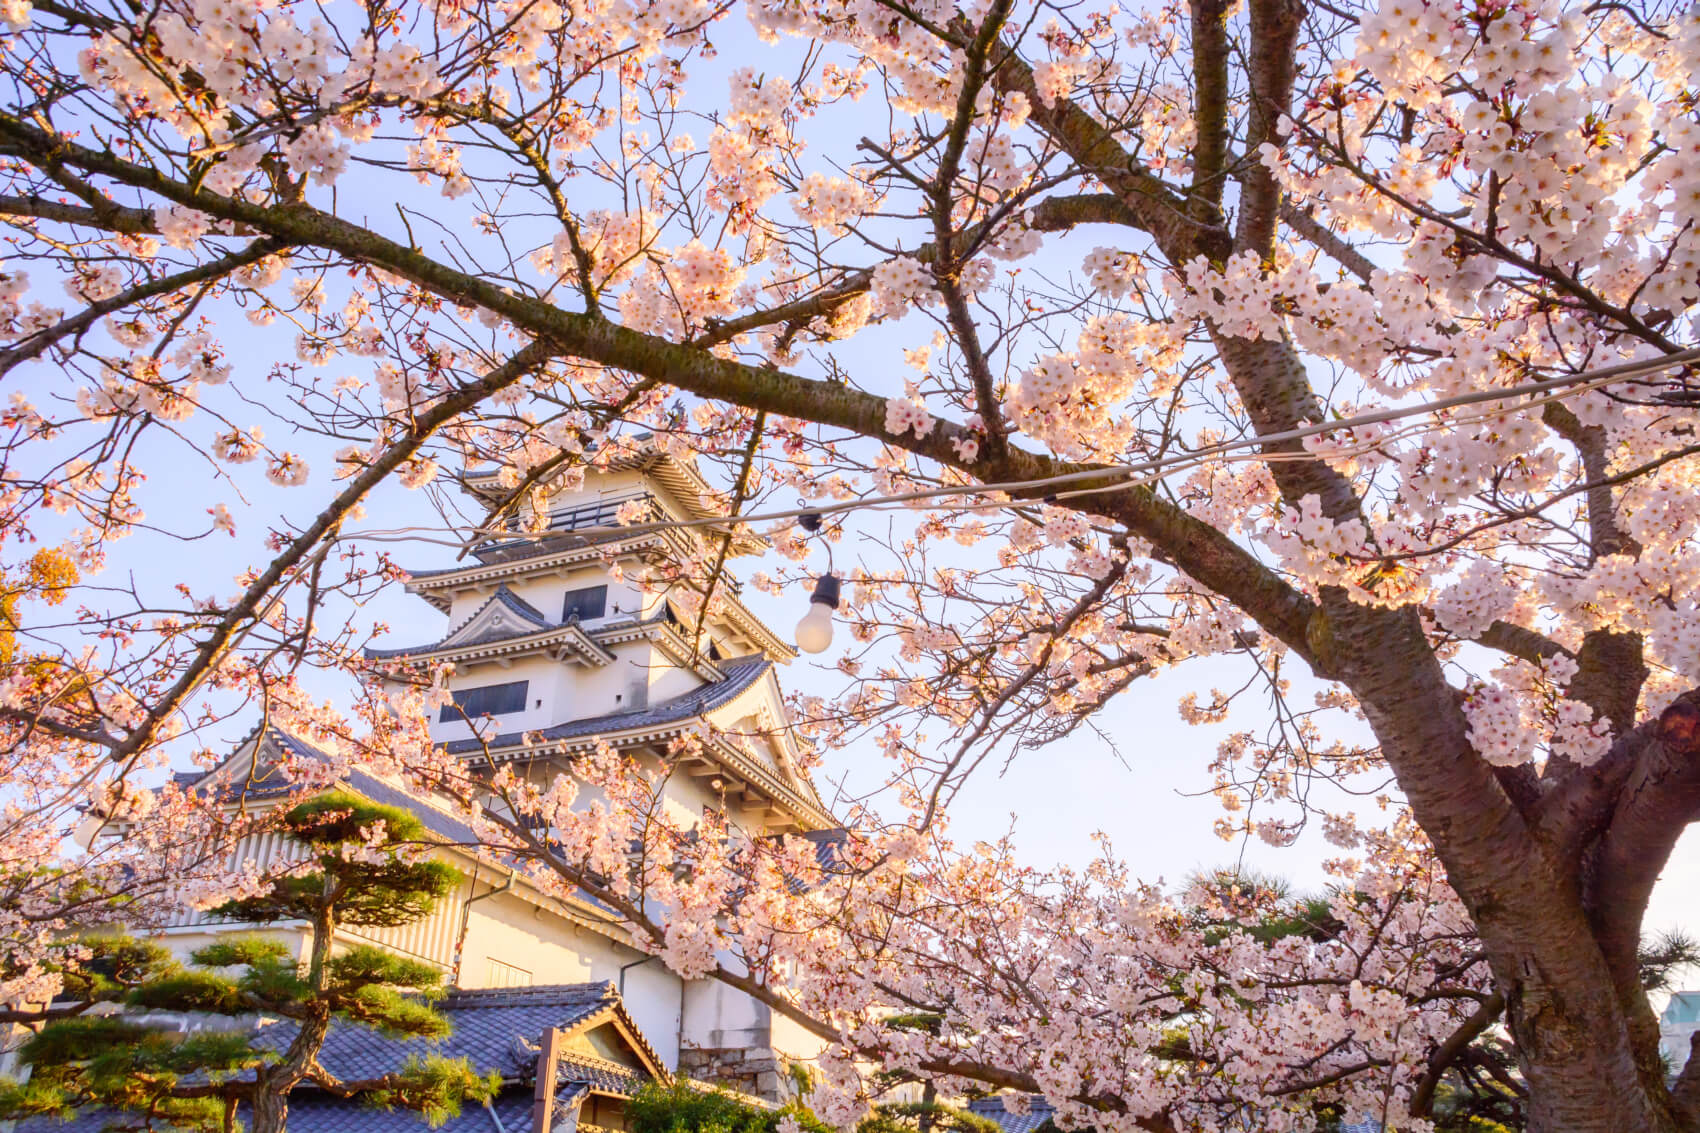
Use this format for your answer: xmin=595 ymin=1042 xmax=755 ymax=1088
xmin=72 ymin=812 xmax=106 ymax=851
xmin=795 ymin=574 xmax=840 ymax=654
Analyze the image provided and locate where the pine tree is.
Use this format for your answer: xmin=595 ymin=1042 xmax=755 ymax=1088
xmin=0 ymin=792 xmax=498 ymax=1133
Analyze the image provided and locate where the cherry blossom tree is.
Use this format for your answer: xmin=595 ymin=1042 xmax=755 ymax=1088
xmin=0 ymin=540 xmax=272 ymax=1019
xmin=0 ymin=0 xmax=1698 ymax=1130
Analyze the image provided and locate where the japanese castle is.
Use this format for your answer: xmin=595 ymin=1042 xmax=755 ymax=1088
xmin=171 ymin=439 xmax=838 ymax=1116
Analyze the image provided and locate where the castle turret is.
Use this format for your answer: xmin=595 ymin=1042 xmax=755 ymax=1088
xmin=355 ymin=441 xmax=836 ymax=1096
xmin=367 ymin=440 xmax=831 ymax=834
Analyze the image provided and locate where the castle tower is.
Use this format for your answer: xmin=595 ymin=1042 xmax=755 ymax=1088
xmin=368 ymin=440 xmax=831 ymax=835
xmin=165 ymin=440 xmax=835 ymax=1101
xmin=360 ymin=439 xmax=835 ymax=1096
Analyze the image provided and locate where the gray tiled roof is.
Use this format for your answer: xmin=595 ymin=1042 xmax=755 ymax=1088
xmin=14 ymin=984 xmax=645 ymax=1133
xmin=403 ymin=527 xmax=632 ymax=579
xmin=251 ymin=983 xmax=622 ymax=1083
xmin=179 ymin=729 xmax=482 ymax=847
xmin=443 ymin=656 xmax=771 ymax=755
xmin=557 ymin=1052 xmax=650 ymax=1095
xmin=966 ymin=1096 xmax=1055 ymax=1133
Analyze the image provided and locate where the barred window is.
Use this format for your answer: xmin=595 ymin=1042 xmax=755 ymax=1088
xmin=486 ymin=959 xmax=533 ymax=988
xmin=440 ymin=680 xmax=529 ymax=723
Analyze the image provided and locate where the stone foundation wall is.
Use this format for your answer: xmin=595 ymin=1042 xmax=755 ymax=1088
xmin=676 ymin=1046 xmax=787 ymax=1102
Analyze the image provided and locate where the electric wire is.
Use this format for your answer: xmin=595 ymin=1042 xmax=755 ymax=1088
xmin=338 ymin=346 xmax=1700 ymax=550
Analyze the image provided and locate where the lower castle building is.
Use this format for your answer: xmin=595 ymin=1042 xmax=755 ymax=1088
xmin=19 ymin=981 xmax=686 ymax=1133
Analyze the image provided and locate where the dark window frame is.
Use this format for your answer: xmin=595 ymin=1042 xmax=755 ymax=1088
xmin=440 ymin=680 xmax=530 ymax=723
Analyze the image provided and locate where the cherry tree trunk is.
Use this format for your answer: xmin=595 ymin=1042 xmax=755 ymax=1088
xmin=1488 ymin=922 xmax=1683 ymax=1133
xmin=1327 ymin=603 xmax=1697 ymax=1133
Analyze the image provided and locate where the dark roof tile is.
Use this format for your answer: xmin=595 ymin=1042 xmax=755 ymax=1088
xmin=557 ymin=1052 xmax=649 ymax=1095
xmin=13 ymin=986 xmax=648 ymax=1133
xmin=179 ymin=729 xmax=482 ymax=846
xmin=966 ymin=1096 xmax=1055 ymax=1133
xmin=16 ymin=1088 xmax=538 ymax=1133
xmin=253 ymin=983 xmax=622 ymax=1084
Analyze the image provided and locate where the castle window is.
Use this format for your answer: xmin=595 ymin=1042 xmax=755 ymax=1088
xmin=440 ymin=680 xmax=529 ymax=723
xmin=561 ymin=585 xmax=607 ymax=622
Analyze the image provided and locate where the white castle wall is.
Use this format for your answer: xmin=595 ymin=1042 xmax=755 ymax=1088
xmin=429 ymin=643 xmax=686 ymax=746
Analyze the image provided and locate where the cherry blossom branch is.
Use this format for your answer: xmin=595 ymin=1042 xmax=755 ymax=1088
xmin=921 ymin=549 xmax=1135 ymax=826
xmin=72 ymin=338 xmax=551 ymax=767
xmin=1277 ymin=202 xmax=1380 ymax=283
xmin=929 ymin=0 xmax=1017 ymax=458
xmin=0 ymin=237 xmax=284 ymax=378
xmin=1289 ymin=117 xmax=1684 ymax=354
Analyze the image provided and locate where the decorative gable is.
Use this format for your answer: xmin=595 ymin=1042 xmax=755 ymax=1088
xmin=442 ymin=586 xmax=552 ymax=648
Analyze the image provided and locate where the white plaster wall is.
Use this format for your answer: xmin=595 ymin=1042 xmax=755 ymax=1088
xmin=655 ymin=764 xmax=722 ymax=829
xmin=428 ymin=653 xmax=565 ymax=743
xmin=456 ymin=889 xmax=685 ymax=1068
xmin=442 ymin=565 xmax=645 ymax=628
xmin=1663 ymin=1021 xmax=1698 ymax=1073
xmin=619 ymin=956 xmax=685 ymax=1070
xmin=649 ymin=659 xmax=709 ymax=703
xmin=428 ymin=641 xmax=695 ymax=747
xmin=770 ymin=1007 xmax=828 ymax=1064
xmin=680 ymin=966 xmax=769 ymax=1052
xmin=456 ymin=888 xmax=602 ymax=986
xmin=532 ymin=641 xmax=647 ymax=721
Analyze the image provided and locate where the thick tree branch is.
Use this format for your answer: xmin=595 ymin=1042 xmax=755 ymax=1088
xmin=697 ymin=191 xmax=1145 ymax=349
xmin=0 ymin=116 xmax=1325 ymax=666
xmin=1189 ymin=0 xmax=1232 ymax=214
xmin=0 ymin=193 xmax=159 ymax=234
xmin=978 ymin=39 xmax=1228 ymax=262
xmin=1472 ymin=619 xmax=1572 ymax=666
xmin=1235 ymin=0 xmax=1306 ymax=256
xmin=1411 ymin=992 xmax=1506 ymax=1117
xmin=1672 ymin=1033 xmax=1700 ymax=1126
xmin=1586 ymin=693 xmax=1700 ymax=988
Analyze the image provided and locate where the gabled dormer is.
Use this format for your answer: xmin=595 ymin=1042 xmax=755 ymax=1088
xmin=444 ymin=586 xmax=553 ymax=645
